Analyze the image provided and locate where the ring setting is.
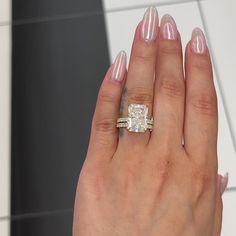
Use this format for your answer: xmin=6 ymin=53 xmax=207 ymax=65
xmin=117 ymin=104 xmax=153 ymax=133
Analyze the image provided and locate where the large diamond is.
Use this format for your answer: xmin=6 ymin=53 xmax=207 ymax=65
xmin=127 ymin=104 xmax=148 ymax=132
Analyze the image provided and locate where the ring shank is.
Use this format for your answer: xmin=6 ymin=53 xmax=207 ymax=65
xmin=117 ymin=118 xmax=153 ymax=132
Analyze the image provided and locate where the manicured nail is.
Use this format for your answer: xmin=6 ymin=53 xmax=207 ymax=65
xmin=111 ymin=51 xmax=127 ymax=81
xmin=160 ymin=14 xmax=178 ymax=40
xmin=191 ymin=28 xmax=207 ymax=54
xmin=220 ymin=173 xmax=229 ymax=195
xmin=141 ymin=6 xmax=159 ymax=42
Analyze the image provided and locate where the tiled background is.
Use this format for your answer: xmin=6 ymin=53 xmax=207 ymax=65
xmin=0 ymin=0 xmax=236 ymax=235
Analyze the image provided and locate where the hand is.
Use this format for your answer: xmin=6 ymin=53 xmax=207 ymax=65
xmin=73 ymin=7 xmax=228 ymax=236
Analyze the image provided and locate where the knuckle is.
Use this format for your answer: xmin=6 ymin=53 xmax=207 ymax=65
xmin=191 ymin=58 xmax=211 ymax=72
xmin=158 ymin=77 xmax=184 ymax=98
xmin=191 ymin=167 xmax=213 ymax=194
xmin=156 ymin=159 xmax=172 ymax=181
xmin=126 ymin=87 xmax=153 ymax=104
xmin=80 ymin=162 xmax=102 ymax=184
xmin=189 ymin=93 xmax=217 ymax=116
xmin=123 ymin=170 xmax=137 ymax=192
xmin=99 ymin=88 xmax=117 ymax=104
xmin=132 ymin=43 xmax=156 ymax=62
xmin=159 ymin=44 xmax=180 ymax=56
xmin=115 ymin=165 xmax=138 ymax=193
xmin=158 ymin=140 xmax=173 ymax=156
xmin=81 ymin=172 xmax=107 ymax=201
xmin=94 ymin=117 xmax=116 ymax=133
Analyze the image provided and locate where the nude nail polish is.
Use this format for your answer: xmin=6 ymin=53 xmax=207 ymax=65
xmin=220 ymin=173 xmax=229 ymax=195
xmin=191 ymin=28 xmax=207 ymax=54
xmin=111 ymin=51 xmax=127 ymax=81
xmin=141 ymin=6 xmax=159 ymax=42
xmin=160 ymin=14 xmax=178 ymax=40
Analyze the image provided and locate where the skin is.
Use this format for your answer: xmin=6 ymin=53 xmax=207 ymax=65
xmin=73 ymin=13 xmax=223 ymax=236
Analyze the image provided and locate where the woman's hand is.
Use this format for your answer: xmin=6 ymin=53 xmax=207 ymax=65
xmin=73 ymin=7 xmax=228 ymax=236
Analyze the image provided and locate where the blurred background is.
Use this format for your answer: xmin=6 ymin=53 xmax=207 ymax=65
xmin=0 ymin=0 xmax=236 ymax=235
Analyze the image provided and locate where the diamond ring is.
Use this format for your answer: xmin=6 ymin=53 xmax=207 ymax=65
xmin=117 ymin=104 xmax=153 ymax=133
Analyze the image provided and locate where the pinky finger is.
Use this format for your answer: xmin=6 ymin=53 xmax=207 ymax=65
xmin=87 ymin=51 xmax=127 ymax=163
xmin=213 ymin=174 xmax=228 ymax=235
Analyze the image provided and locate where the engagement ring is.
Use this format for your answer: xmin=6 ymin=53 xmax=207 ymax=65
xmin=117 ymin=104 xmax=153 ymax=133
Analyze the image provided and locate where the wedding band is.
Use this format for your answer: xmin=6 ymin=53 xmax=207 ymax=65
xmin=117 ymin=104 xmax=153 ymax=133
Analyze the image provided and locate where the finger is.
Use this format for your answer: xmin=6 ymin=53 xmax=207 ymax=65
xmin=213 ymin=174 xmax=227 ymax=236
xmin=151 ymin=15 xmax=185 ymax=148
xmin=118 ymin=6 xmax=159 ymax=147
xmin=87 ymin=51 xmax=127 ymax=162
xmin=184 ymin=28 xmax=218 ymax=160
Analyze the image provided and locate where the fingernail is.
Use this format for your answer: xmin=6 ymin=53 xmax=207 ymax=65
xmin=160 ymin=14 xmax=178 ymax=40
xmin=111 ymin=51 xmax=127 ymax=81
xmin=141 ymin=6 xmax=159 ymax=42
xmin=220 ymin=173 xmax=229 ymax=196
xmin=191 ymin=28 xmax=207 ymax=54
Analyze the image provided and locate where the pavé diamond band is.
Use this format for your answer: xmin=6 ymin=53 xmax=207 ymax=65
xmin=116 ymin=104 xmax=153 ymax=133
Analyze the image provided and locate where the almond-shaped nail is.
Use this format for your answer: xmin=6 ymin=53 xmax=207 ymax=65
xmin=220 ymin=173 xmax=229 ymax=195
xmin=160 ymin=14 xmax=178 ymax=40
xmin=141 ymin=6 xmax=159 ymax=42
xmin=111 ymin=51 xmax=127 ymax=81
xmin=191 ymin=28 xmax=207 ymax=54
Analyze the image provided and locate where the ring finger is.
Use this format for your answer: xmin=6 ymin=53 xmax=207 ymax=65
xmin=118 ymin=6 xmax=159 ymax=148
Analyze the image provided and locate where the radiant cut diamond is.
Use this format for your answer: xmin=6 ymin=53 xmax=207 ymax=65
xmin=127 ymin=104 xmax=148 ymax=132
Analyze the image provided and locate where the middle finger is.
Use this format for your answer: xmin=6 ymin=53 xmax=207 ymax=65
xmin=151 ymin=14 xmax=185 ymax=149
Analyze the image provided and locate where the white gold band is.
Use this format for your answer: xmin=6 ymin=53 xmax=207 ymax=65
xmin=117 ymin=121 xmax=153 ymax=131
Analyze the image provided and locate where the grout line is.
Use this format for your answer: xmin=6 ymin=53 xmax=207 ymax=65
xmin=225 ymin=186 xmax=236 ymax=192
xmin=106 ymin=0 xmax=207 ymax=10
xmin=197 ymin=1 xmax=236 ymax=155
xmin=0 ymin=209 xmax=73 ymax=222
xmin=105 ymin=0 xmax=204 ymax=13
xmin=102 ymin=0 xmax=200 ymax=64
xmin=0 ymin=0 xmax=206 ymax=27
xmin=0 ymin=21 xmax=10 ymax=26
xmin=12 ymin=10 xmax=101 ymax=26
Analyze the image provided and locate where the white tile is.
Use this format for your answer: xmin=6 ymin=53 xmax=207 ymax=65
xmin=103 ymin=0 xmax=192 ymax=11
xmin=221 ymin=190 xmax=236 ymax=236
xmin=200 ymin=0 xmax=236 ymax=152
xmin=0 ymin=0 xmax=11 ymax=23
xmin=0 ymin=220 xmax=9 ymax=236
xmin=105 ymin=2 xmax=203 ymax=63
xmin=105 ymin=2 xmax=236 ymax=186
xmin=216 ymin=78 xmax=236 ymax=187
xmin=0 ymin=26 xmax=11 ymax=217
